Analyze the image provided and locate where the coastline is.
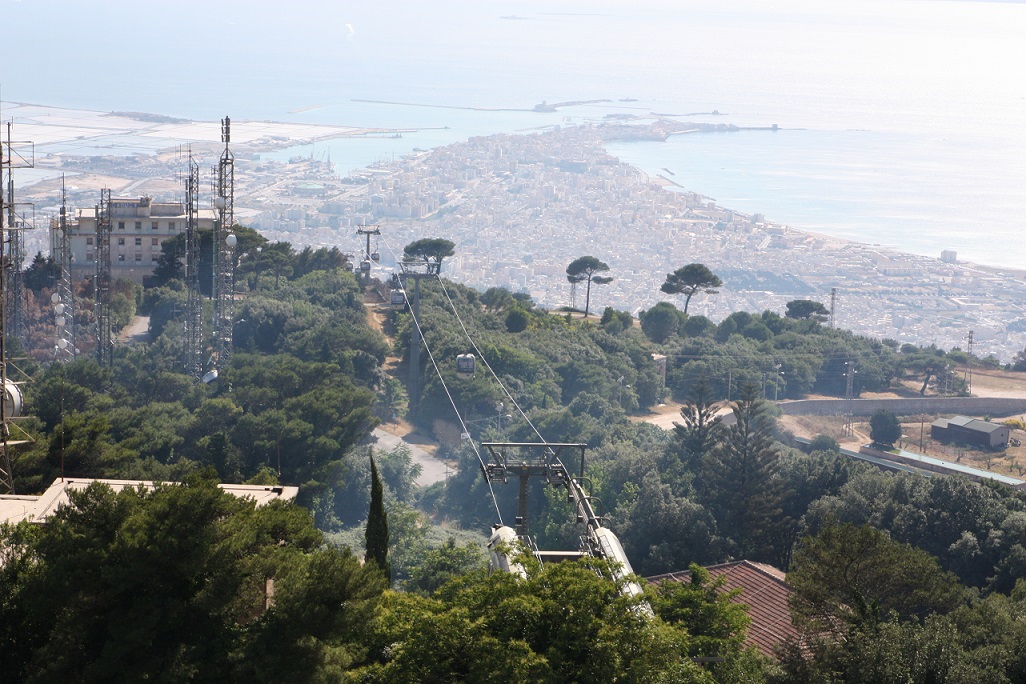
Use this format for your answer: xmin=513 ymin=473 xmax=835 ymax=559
xmin=13 ymin=102 xmax=1026 ymax=361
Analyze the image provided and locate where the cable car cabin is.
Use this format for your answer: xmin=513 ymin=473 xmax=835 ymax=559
xmin=390 ymin=289 xmax=406 ymax=308
xmin=360 ymin=260 xmax=372 ymax=272
xmin=456 ymin=354 xmax=476 ymax=379
xmin=345 ymin=262 xmax=355 ymax=273
xmin=371 ymin=251 xmax=380 ymax=262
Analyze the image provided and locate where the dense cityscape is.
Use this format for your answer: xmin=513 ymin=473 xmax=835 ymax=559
xmin=23 ymin=115 xmax=1026 ymax=362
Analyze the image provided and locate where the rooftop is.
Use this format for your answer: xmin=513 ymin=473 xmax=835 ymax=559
xmin=0 ymin=478 xmax=299 ymax=525
xmin=648 ymin=560 xmax=799 ymax=658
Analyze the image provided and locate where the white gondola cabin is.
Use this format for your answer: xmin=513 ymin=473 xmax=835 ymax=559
xmin=371 ymin=251 xmax=380 ymax=262
xmin=390 ymin=289 xmax=406 ymax=308
xmin=456 ymin=353 xmax=476 ymax=379
xmin=359 ymin=260 xmax=371 ymax=272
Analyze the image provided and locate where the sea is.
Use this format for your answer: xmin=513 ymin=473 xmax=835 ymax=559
xmin=6 ymin=0 xmax=1026 ymax=269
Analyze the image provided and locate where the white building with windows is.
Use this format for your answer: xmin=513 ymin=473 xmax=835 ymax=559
xmin=61 ymin=196 xmax=216 ymax=285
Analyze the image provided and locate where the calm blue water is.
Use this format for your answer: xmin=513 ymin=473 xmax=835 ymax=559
xmin=6 ymin=0 xmax=1026 ymax=267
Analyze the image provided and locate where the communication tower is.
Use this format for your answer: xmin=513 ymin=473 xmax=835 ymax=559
xmin=53 ymin=177 xmax=75 ymax=360
xmin=965 ymin=329 xmax=974 ymax=396
xmin=829 ymin=287 xmax=837 ymax=329
xmin=184 ymin=155 xmax=204 ymax=378
xmin=3 ymin=122 xmax=31 ymax=345
xmin=0 ymin=115 xmax=33 ymax=493
xmin=842 ymin=361 xmax=856 ymax=439
xmin=94 ymin=189 xmax=113 ymax=366
xmin=212 ymin=116 xmax=236 ymax=372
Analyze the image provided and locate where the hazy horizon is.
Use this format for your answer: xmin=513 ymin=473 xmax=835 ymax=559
xmin=6 ymin=0 xmax=1026 ymax=267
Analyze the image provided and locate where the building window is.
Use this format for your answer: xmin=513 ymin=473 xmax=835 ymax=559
xmin=134 ymin=237 xmax=142 ymax=246
xmin=118 ymin=254 xmax=125 ymax=262
xmin=86 ymin=237 xmax=94 ymax=245
xmin=118 ymin=222 xmax=125 ymax=230
xmin=152 ymin=222 xmax=158 ymax=230
xmin=86 ymin=252 xmax=94 ymax=261
xmin=151 ymin=238 xmax=159 ymax=246
xmin=135 ymin=253 xmax=142 ymax=262
xmin=135 ymin=221 xmax=142 ymax=230
xmin=168 ymin=221 xmax=175 ymax=231
xmin=117 ymin=237 xmax=125 ymax=246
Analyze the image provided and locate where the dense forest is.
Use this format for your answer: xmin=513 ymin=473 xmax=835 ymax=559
xmin=2 ymin=234 xmax=1026 ymax=681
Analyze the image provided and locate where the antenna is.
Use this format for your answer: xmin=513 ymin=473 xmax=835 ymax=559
xmin=842 ymin=361 xmax=856 ymax=439
xmin=965 ymin=330 xmax=974 ymax=396
xmin=829 ymin=287 xmax=837 ymax=329
xmin=53 ymin=175 xmax=76 ymax=361
xmin=94 ymin=189 xmax=113 ymax=366
xmin=0 ymin=110 xmax=33 ymax=493
xmin=184 ymin=152 xmax=203 ymax=378
xmin=212 ymin=116 xmax=236 ymax=372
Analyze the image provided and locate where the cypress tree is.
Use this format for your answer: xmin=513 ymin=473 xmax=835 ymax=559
xmin=366 ymin=455 xmax=390 ymax=584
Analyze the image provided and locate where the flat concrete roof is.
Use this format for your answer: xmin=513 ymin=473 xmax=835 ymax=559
xmin=0 ymin=478 xmax=299 ymax=525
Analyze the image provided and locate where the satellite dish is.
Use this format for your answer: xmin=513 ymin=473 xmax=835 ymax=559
xmin=225 ymin=233 xmax=238 ymax=248
xmin=4 ymin=381 xmax=23 ymax=418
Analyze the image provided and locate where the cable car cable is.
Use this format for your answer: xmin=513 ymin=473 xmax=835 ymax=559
xmin=381 ymin=241 xmax=504 ymax=523
xmin=432 ymin=273 xmax=547 ymax=443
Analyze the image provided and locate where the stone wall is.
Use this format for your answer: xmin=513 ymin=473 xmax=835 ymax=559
xmin=777 ymin=397 xmax=1026 ymax=418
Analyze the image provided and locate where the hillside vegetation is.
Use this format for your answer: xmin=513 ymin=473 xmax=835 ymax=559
xmin=3 ymin=238 xmax=1026 ymax=681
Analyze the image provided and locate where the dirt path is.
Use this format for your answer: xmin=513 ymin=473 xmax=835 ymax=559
xmin=363 ymin=291 xmax=451 ymax=484
xmin=118 ymin=315 xmax=150 ymax=343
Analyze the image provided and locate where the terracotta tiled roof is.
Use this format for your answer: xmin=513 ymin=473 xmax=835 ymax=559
xmin=648 ymin=560 xmax=800 ymax=658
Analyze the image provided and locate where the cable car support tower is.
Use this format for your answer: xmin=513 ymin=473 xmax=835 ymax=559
xmin=357 ymin=224 xmax=380 ymax=288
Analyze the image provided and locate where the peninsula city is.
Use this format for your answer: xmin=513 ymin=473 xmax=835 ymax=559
xmin=13 ymin=101 xmax=1025 ymax=362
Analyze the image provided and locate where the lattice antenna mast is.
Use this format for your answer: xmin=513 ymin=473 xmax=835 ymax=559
xmin=4 ymin=122 xmax=30 ymax=344
xmin=0 ymin=115 xmax=10 ymax=493
xmin=93 ymin=189 xmax=113 ymax=366
xmin=212 ymin=116 xmax=236 ymax=371
xmin=842 ymin=361 xmax=857 ymax=439
xmin=829 ymin=287 xmax=837 ymax=329
xmin=965 ymin=329 xmax=974 ymax=395
xmin=184 ymin=153 xmax=204 ymax=378
xmin=54 ymin=175 xmax=75 ymax=360
xmin=0 ymin=113 xmax=34 ymax=493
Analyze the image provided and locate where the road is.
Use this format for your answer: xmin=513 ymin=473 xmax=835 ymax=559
xmin=372 ymin=427 xmax=451 ymax=487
